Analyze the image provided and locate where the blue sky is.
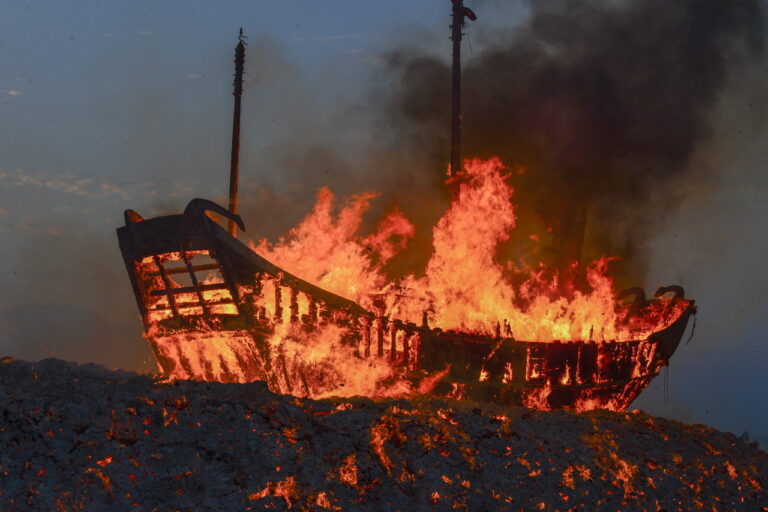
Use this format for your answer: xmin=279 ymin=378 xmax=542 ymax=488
xmin=0 ymin=1 xmax=766 ymax=446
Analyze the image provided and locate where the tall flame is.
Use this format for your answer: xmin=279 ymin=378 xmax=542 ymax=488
xmin=253 ymin=188 xmax=414 ymax=308
xmin=252 ymin=157 xmax=683 ymax=343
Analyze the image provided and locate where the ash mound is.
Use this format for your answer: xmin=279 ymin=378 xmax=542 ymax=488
xmin=0 ymin=358 xmax=765 ymax=511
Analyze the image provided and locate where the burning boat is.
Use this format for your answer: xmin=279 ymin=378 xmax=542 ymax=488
xmin=117 ymin=195 xmax=695 ymax=411
xmin=117 ymin=19 xmax=694 ymax=411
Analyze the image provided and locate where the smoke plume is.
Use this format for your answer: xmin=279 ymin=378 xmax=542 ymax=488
xmin=377 ymin=0 xmax=764 ymax=282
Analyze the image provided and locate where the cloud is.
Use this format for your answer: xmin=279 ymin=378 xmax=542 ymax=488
xmin=290 ymin=33 xmax=363 ymax=43
xmin=316 ymin=33 xmax=362 ymax=42
xmin=0 ymin=89 xmax=23 ymax=97
xmin=0 ymin=167 xmax=207 ymax=212
xmin=16 ymin=220 xmax=36 ymax=233
xmin=0 ymin=168 xmax=133 ymax=200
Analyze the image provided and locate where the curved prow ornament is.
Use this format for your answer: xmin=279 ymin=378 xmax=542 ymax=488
xmin=654 ymin=285 xmax=685 ymax=300
xmin=182 ymin=198 xmax=246 ymax=234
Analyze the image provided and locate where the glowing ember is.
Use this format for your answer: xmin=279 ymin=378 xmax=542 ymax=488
xmin=2 ymin=358 xmax=765 ymax=511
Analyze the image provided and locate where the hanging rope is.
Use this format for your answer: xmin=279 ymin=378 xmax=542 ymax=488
xmin=685 ymin=311 xmax=697 ymax=345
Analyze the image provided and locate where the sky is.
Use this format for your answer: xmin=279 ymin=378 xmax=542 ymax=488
xmin=0 ymin=1 xmax=766 ymax=446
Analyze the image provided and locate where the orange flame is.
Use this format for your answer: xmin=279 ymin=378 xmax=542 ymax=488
xmin=251 ymin=157 xmax=684 ymax=343
xmin=133 ymin=156 xmax=691 ymax=408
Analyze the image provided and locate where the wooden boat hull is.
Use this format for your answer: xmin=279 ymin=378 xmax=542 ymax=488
xmin=117 ymin=199 xmax=695 ymax=411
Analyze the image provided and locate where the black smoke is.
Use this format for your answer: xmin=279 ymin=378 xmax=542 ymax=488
xmin=379 ymin=0 xmax=765 ymax=282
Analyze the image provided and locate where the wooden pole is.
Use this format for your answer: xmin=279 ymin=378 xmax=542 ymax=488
xmin=450 ymin=1 xmax=463 ymax=203
xmin=228 ymin=29 xmax=246 ymax=236
xmin=449 ymin=1 xmax=475 ymax=202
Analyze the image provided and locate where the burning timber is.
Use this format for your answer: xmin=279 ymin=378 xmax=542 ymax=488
xmin=117 ymin=198 xmax=695 ymax=411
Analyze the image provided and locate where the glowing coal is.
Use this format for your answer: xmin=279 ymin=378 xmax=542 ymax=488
xmin=0 ymin=358 xmax=764 ymax=511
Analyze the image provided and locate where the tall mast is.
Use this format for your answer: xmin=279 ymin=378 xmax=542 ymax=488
xmin=449 ymin=1 xmax=476 ymax=203
xmin=228 ymin=29 xmax=246 ymax=236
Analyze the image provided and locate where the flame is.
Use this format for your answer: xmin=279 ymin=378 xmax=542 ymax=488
xmin=250 ymin=158 xmax=685 ymax=342
xmin=253 ymin=188 xmax=414 ymax=308
xmin=130 ymin=156 xmax=692 ymax=410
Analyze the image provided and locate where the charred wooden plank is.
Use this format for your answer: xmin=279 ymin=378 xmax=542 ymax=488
xmin=150 ymin=283 xmax=231 ymax=297
xmin=389 ymin=321 xmax=397 ymax=362
xmin=150 ymin=263 xmax=221 ymax=277
xmin=377 ymin=318 xmax=386 ymax=358
xmin=183 ymin=253 xmax=211 ymax=317
xmin=152 ymin=256 xmax=179 ymax=317
xmin=274 ymin=282 xmax=283 ymax=323
xmin=290 ymin=286 xmax=299 ymax=324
